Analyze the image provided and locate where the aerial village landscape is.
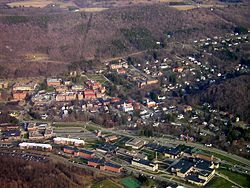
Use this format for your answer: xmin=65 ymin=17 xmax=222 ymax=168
xmin=0 ymin=0 xmax=250 ymax=188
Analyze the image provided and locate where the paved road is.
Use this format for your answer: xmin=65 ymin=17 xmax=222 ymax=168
xmin=52 ymin=121 xmax=250 ymax=169
xmin=81 ymin=121 xmax=250 ymax=168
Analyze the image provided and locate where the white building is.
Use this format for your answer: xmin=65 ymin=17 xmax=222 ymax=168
xmin=53 ymin=137 xmax=85 ymax=146
xmin=19 ymin=142 xmax=52 ymax=151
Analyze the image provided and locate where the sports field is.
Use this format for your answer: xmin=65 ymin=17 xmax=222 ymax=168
xmin=92 ymin=179 xmax=121 ymax=188
xmin=120 ymin=177 xmax=141 ymax=188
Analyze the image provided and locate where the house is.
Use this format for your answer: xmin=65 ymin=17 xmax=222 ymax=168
xmin=110 ymin=64 xmax=123 ymax=70
xmin=184 ymin=105 xmax=193 ymax=112
xmin=55 ymin=86 xmax=68 ymax=93
xmin=13 ymin=81 xmax=38 ymax=91
xmin=173 ymin=67 xmax=184 ymax=73
xmin=117 ymin=69 xmax=126 ymax=74
xmin=0 ymin=81 xmax=8 ymax=89
xmin=138 ymin=80 xmax=147 ymax=88
xmin=145 ymin=99 xmax=156 ymax=108
xmin=84 ymin=90 xmax=96 ymax=99
xmin=55 ymin=92 xmax=77 ymax=102
xmin=47 ymin=78 xmax=62 ymax=87
xmin=86 ymin=81 xmax=102 ymax=90
xmin=132 ymin=158 xmax=158 ymax=171
xmin=77 ymin=92 xmax=84 ymax=100
xmin=71 ymin=85 xmax=84 ymax=91
xmin=146 ymin=79 xmax=158 ymax=85
xmin=122 ymin=102 xmax=134 ymax=112
xmin=12 ymin=91 xmax=28 ymax=101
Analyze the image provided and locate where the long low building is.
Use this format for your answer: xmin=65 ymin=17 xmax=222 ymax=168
xmin=88 ymin=158 xmax=122 ymax=173
xmin=53 ymin=137 xmax=85 ymax=146
xmin=63 ymin=146 xmax=95 ymax=159
xmin=19 ymin=142 xmax=52 ymax=151
xmin=132 ymin=158 xmax=158 ymax=171
xmin=125 ymin=138 xmax=146 ymax=149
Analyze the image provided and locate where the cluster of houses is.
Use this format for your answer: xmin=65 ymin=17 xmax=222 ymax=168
xmin=108 ymin=61 xmax=159 ymax=88
xmin=46 ymin=78 xmax=106 ymax=102
xmin=12 ymin=80 xmax=38 ymax=101
xmin=194 ymin=33 xmax=249 ymax=51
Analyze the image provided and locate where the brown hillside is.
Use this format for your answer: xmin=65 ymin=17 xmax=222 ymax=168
xmin=0 ymin=3 xmax=249 ymax=77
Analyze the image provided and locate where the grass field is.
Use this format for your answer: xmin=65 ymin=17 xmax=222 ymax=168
xmin=8 ymin=0 xmax=54 ymax=8
xmin=218 ymin=169 xmax=250 ymax=188
xmin=205 ymin=176 xmax=233 ymax=188
xmin=80 ymin=7 xmax=108 ymax=12
xmin=7 ymin=0 xmax=76 ymax=9
xmin=24 ymin=53 xmax=49 ymax=62
xmin=86 ymin=74 xmax=110 ymax=85
xmin=170 ymin=4 xmax=225 ymax=11
xmin=120 ymin=177 xmax=141 ymax=188
xmin=92 ymin=179 xmax=121 ymax=188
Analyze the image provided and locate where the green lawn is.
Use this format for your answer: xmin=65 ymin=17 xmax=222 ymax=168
xmin=205 ymin=176 xmax=233 ymax=188
xmin=86 ymin=74 xmax=109 ymax=85
xmin=218 ymin=169 xmax=250 ymax=188
xmin=92 ymin=179 xmax=121 ymax=188
xmin=120 ymin=177 xmax=141 ymax=188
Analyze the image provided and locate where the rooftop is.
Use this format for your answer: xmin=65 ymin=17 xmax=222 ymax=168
xmin=132 ymin=158 xmax=155 ymax=167
xmin=172 ymin=158 xmax=194 ymax=174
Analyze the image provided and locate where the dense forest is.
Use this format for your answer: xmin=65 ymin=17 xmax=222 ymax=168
xmin=0 ymin=155 xmax=98 ymax=188
xmin=188 ymin=75 xmax=250 ymax=123
xmin=1 ymin=2 xmax=249 ymax=77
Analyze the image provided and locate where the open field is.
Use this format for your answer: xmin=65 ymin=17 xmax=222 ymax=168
xmin=170 ymin=4 xmax=225 ymax=11
xmin=218 ymin=169 xmax=250 ymax=188
xmin=24 ymin=53 xmax=49 ymax=62
xmin=120 ymin=177 xmax=141 ymax=188
xmin=205 ymin=176 xmax=233 ymax=188
xmin=86 ymin=74 xmax=110 ymax=85
xmin=7 ymin=0 xmax=76 ymax=9
xmin=80 ymin=7 xmax=109 ymax=12
xmin=7 ymin=0 xmax=54 ymax=8
xmin=92 ymin=179 xmax=122 ymax=188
